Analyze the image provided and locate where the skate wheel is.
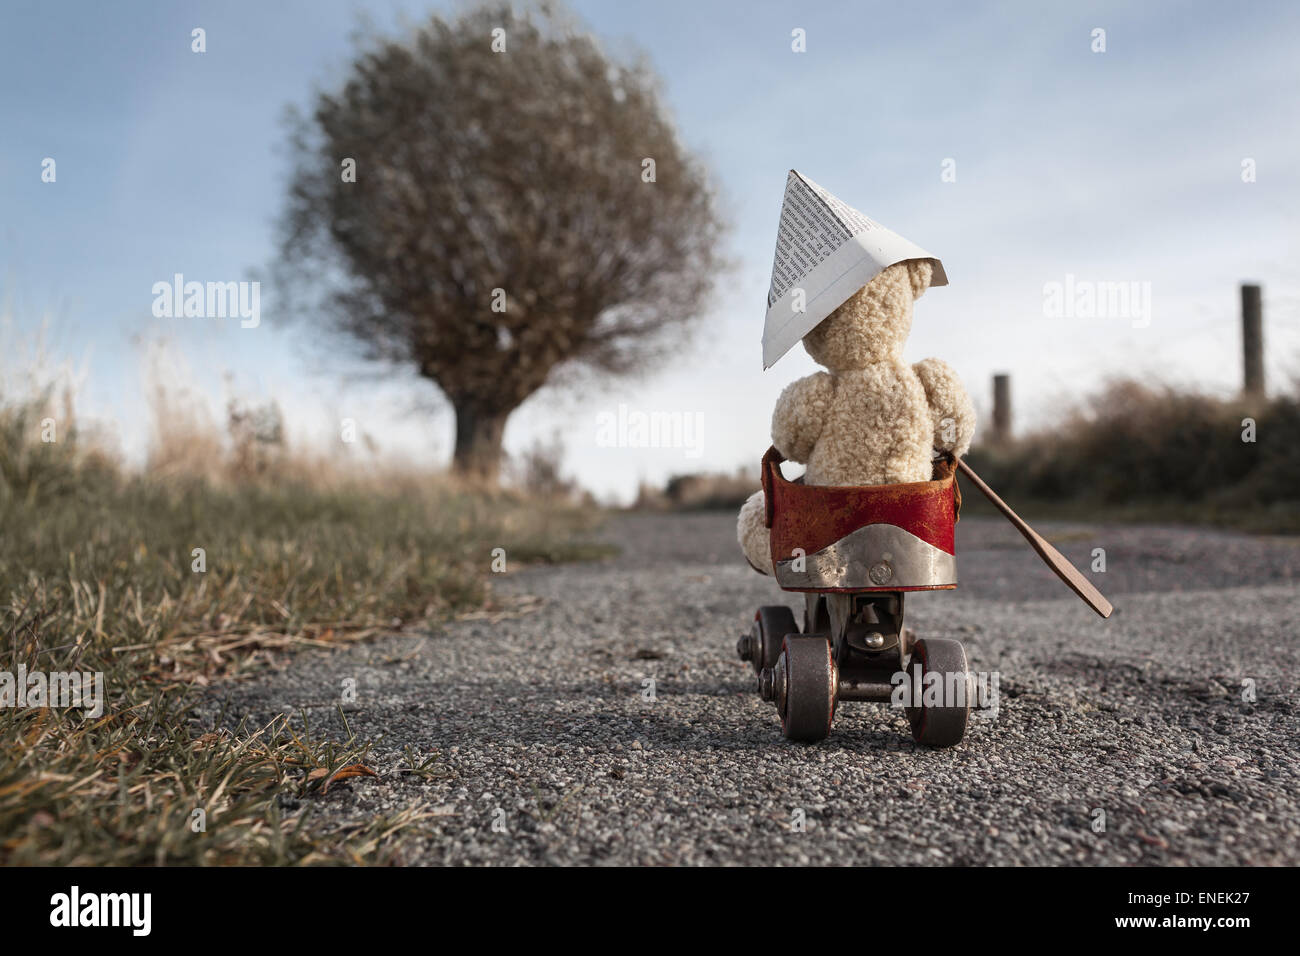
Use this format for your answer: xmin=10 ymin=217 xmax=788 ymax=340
xmin=749 ymin=605 xmax=798 ymax=675
xmin=905 ymin=638 xmax=970 ymax=748
xmin=778 ymin=635 xmax=836 ymax=742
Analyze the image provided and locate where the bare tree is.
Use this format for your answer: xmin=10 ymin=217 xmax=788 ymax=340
xmin=278 ymin=2 xmax=724 ymax=482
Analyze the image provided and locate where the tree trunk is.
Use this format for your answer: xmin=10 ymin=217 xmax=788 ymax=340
xmin=452 ymin=405 xmax=509 ymax=484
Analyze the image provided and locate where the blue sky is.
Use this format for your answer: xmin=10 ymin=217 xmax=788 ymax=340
xmin=3 ymin=0 xmax=1299 ymax=500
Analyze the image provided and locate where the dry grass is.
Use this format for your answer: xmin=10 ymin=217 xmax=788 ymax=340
xmin=964 ymin=376 xmax=1300 ymax=532
xmin=0 ymin=379 xmax=610 ymax=865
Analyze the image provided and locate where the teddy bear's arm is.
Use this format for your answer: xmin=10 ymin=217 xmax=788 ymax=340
xmin=913 ymin=358 xmax=976 ymax=457
xmin=771 ymin=372 xmax=834 ymax=463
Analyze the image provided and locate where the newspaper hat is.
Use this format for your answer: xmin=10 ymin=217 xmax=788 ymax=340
xmin=762 ymin=170 xmax=947 ymax=368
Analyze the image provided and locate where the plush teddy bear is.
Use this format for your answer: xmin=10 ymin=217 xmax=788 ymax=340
xmin=737 ymin=258 xmax=975 ymax=574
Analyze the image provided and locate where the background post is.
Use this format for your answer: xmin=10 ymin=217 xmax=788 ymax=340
xmin=992 ymin=373 xmax=1012 ymax=443
xmin=1241 ymin=282 xmax=1264 ymax=399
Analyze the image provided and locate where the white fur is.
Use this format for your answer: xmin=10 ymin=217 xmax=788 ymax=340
xmin=738 ymin=260 xmax=976 ymax=574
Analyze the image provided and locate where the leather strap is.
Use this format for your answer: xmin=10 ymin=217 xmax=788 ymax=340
xmin=931 ymin=453 xmax=962 ymax=520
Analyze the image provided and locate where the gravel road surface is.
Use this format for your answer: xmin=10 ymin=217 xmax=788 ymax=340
xmin=202 ymin=513 xmax=1300 ymax=865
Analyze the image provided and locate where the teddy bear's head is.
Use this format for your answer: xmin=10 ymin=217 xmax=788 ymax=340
xmin=802 ymin=259 xmax=933 ymax=371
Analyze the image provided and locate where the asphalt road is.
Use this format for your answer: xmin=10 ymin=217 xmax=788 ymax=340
xmin=204 ymin=512 xmax=1300 ymax=865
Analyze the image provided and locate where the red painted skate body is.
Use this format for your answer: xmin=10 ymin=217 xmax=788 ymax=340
xmin=760 ymin=446 xmax=958 ymax=593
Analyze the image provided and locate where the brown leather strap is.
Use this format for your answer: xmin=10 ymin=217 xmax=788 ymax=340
xmin=931 ymin=453 xmax=962 ymax=520
xmin=956 ymin=459 xmax=1114 ymax=619
xmin=760 ymin=446 xmax=783 ymax=528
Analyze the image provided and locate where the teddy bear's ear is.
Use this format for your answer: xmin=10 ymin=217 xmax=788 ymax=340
xmin=906 ymin=259 xmax=934 ymax=299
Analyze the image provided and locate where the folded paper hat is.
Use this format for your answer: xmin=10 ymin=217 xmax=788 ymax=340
xmin=762 ymin=170 xmax=948 ymax=368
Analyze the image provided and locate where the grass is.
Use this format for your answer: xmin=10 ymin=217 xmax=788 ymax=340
xmin=964 ymin=377 xmax=1300 ymax=533
xmin=957 ymin=487 xmax=1300 ymax=534
xmin=0 ymin=396 xmax=610 ymax=865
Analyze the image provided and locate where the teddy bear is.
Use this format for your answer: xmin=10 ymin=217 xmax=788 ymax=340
xmin=737 ymin=258 xmax=976 ymax=575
